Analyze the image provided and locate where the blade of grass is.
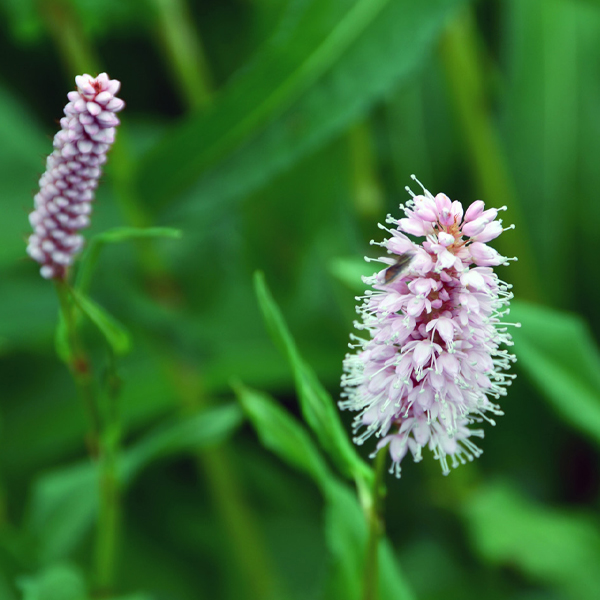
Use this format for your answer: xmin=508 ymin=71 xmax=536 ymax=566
xmin=253 ymin=271 xmax=372 ymax=494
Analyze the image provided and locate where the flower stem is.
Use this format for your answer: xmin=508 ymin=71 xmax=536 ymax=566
xmin=94 ymin=351 xmax=123 ymax=596
xmin=54 ymin=279 xmax=100 ymax=453
xmin=40 ymin=0 xmax=100 ymax=76
xmin=166 ymin=360 xmax=284 ymax=600
xmin=362 ymin=449 xmax=388 ymax=600
xmin=55 ymin=279 xmax=122 ymax=594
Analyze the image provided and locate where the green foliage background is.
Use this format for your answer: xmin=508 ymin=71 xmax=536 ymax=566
xmin=1 ymin=0 xmax=600 ymax=598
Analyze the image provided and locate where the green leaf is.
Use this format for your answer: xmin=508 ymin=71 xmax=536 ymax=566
xmin=503 ymin=0 xmax=581 ymax=305
xmin=69 ymin=288 xmax=131 ymax=356
xmin=110 ymin=594 xmax=154 ymax=600
xmin=462 ymin=480 xmax=600 ymax=600
xmin=234 ymin=382 xmax=333 ymax=490
xmin=121 ymin=403 xmax=244 ymax=479
xmin=25 ymin=463 xmax=98 ymax=564
xmin=236 ymin=382 xmax=415 ymax=600
xmin=17 ymin=563 xmax=88 ymax=600
xmin=75 ymin=227 xmax=182 ymax=292
xmin=253 ymin=271 xmax=371 ymax=487
xmin=135 ymin=0 xmax=464 ymax=214
xmin=26 ymin=405 xmax=242 ymax=562
xmin=91 ymin=226 xmax=182 ymax=244
xmin=510 ymin=300 xmax=600 ymax=447
xmin=0 ymin=572 xmax=17 ymax=600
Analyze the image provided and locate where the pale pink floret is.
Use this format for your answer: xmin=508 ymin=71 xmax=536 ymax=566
xmin=340 ymin=176 xmax=519 ymax=477
xmin=27 ymin=73 xmax=124 ymax=280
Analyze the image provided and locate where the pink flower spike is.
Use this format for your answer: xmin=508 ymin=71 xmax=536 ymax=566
xmin=340 ymin=178 xmax=518 ymax=477
xmin=27 ymin=73 xmax=124 ymax=280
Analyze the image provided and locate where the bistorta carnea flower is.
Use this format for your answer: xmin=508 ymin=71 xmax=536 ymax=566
xmin=27 ymin=73 xmax=124 ymax=280
xmin=340 ymin=176 xmax=520 ymax=477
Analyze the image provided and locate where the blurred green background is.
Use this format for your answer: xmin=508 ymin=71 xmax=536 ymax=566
xmin=1 ymin=0 xmax=600 ymax=599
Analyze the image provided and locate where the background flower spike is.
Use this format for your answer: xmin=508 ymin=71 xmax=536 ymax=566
xmin=27 ymin=73 xmax=124 ymax=280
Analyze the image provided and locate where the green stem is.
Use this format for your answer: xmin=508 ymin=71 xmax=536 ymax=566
xmin=201 ymin=448 xmax=282 ymax=599
xmin=54 ymin=279 xmax=100 ymax=453
xmin=150 ymin=0 xmax=214 ymax=111
xmin=384 ymin=83 xmax=433 ymax=190
xmin=166 ymin=360 xmax=284 ymax=600
xmin=95 ymin=451 xmax=120 ymax=596
xmin=56 ymin=279 xmax=122 ymax=594
xmin=439 ymin=10 xmax=543 ymax=302
xmin=40 ymin=0 xmax=100 ymax=76
xmin=95 ymin=352 xmax=123 ymax=596
xmin=362 ymin=449 xmax=388 ymax=600
xmin=348 ymin=120 xmax=384 ymax=220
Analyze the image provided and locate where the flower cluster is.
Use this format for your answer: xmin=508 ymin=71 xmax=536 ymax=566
xmin=27 ymin=73 xmax=124 ymax=280
xmin=340 ymin=177 xmax=519 ymax=477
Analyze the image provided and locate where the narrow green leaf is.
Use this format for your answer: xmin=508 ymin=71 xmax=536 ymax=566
xmin=253 ymin=271 xmax=372 ymax=487
xmin=75 ymin=227 xmax=182 ymax=292
xmin=510 ymin=300 xmax=600 ymax=447
xmin=91 ymin=226 xmax=182 ymax=244
xmin=17 ymin=563 xmax=88 ymax=600
xmin=136 ymin=0 xmax=464 ymax=214
xmin=136 ymin=0 xmax=391 ymax=209
xmin=462 ymin=480 xmax=600 ymax=600
xmin=121 ymin=403 xmax=244 ymax=479
xmin=236 ymin=382 xmax=414 ymax=600
xmin=26 ymin=405 xmax=242 ymax=562
xmin=70 ymin=289 xmax=131 ymax=356
xmin=234 ymin=382 xmax=333 ymax=490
